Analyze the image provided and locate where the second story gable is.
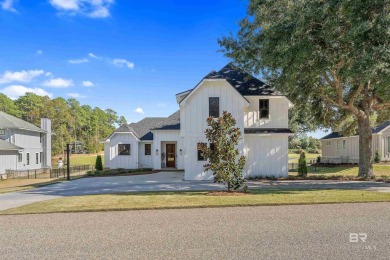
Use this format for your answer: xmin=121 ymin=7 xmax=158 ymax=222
xmin=176 ymin=63 xmax=293 ymax=135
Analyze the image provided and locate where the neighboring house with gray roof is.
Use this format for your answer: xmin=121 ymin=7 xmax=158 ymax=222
xmin=321 ymin=121 xmax=390 ymax=164
xmin=0 ymin=111 xmax=51 ymax=175
xmin=103 ymin=63 xmax=294 ymax=180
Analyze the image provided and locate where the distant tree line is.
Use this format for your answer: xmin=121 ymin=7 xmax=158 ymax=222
xmin=289 ymin=135 xmax=321 ymax=154
xmin=0 ymin=93 xmax=126 ymax=156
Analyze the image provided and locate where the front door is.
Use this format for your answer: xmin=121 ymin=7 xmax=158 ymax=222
xmin=166 ymin=144 xmax=176 ymax=168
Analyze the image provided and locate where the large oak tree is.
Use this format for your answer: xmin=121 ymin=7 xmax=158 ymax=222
xmin=219 ymin=0 xmax=390 ymax=176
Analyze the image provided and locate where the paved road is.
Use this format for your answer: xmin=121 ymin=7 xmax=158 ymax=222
xmin=0 ymin=203 xmax=389 ymax=259
xmin=1 ymin=171 xmax=390 ymax=210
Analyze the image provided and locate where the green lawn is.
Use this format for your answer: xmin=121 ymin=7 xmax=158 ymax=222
xmin=289 ymin=165 xmax=390 ymax=177
xmin=288 ymin=153 xmax=320 ymax=164
xmin=51 ymin=153 xmax=104 ymax=167
xmin=2 ymin=189 xmax=390 ymax=215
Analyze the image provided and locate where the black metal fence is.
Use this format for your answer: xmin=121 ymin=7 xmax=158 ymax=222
xmin=288 ymin=160 xmax=318 ymax=172
xmin=5 ymin=165 xmax=94 ymax=180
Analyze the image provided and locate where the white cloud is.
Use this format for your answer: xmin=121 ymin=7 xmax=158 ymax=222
xmin=43 ymin=78 xmax=73 ymax=88
xmin=49 ymin=0 xmax=114 ymax=18
xmin=35 ymin=50 xmax=43 ymax=55
xmin=88 ymin=52 xmax=101 ymax=59
xmin=0 ymin=70 xmax=45 ymax=84
xmin=112 ymin=59 xmax=134 ymax=69
xmin=1 ymin=85 xmax=53 ymax=100
xmin=134 ymin=107 xmax=144 ymax=114
xmin=68 ymin=58 xmax=89 ymax=64
xmin=82 ymin=80 xmax=94 ymax=87
xmin=1 ymin=0 xmax=17 ymax=12
xmin=66 ymin=92 xmax=86 ymax=98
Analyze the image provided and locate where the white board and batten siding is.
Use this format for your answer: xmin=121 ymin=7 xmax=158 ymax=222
xmin=151 ymin=130 xmax=184 ymax=169
xmin=244 ymin=135 xmax=289 ymax=177
xmin=380 ymin=128 xmax=390 ymax=161
xmin=138 ymin=142 xmax=153 ymax=168
xmin=108 ymin=133 xmax=139 ymax=169
xmin=0 ymin=151 xmax=18 ymax=174
xmin=244 ymin=96 xmax=290 ymax=129
xmin=180 ymin=80 xmax=247 ymax=180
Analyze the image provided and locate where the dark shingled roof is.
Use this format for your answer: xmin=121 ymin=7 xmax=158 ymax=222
xmin=109 ymin=111 xmax=180 ymax=141
xmin=321 ymin=121 xmax=390 ymax=140
xmin=177 ymin=63 xmax=280 ymax=101
xmin=244 ymin=128 xmax=294 ymax=134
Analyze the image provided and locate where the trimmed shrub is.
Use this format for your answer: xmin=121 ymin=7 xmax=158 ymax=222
xmin=298 ymin=152 xmax=308 ymax=177
xmin=374 ymin=150 xmax=381 ymax=163
xmin=95 ymin=155 xmax=103 ymax=171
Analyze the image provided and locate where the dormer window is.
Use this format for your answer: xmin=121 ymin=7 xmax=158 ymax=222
xmin=209 ymin=97 xmax=219 ymax=118
xmin=0 ymin=129 xmax=5 ymax=135
xmin=259 ymin=99 xmax=269 ymax=119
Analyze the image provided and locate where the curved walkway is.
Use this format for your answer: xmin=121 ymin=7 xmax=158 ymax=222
xmin=1 ymin=171 xmax=390 ymax=211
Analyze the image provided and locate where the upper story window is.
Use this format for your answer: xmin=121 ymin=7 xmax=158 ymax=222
xmin=145 ymin=144 xmax=151 ymax=155
xmin=343 ymin=140 xmax=346 ymax=149
xmin=326 ymin=141 xmax=331 ymax=146
xmin=209 ymin=97 xmax=219 ymax=118
xmin=337 ymin=140 xmax=340 ymax=149
xmin=197 ymin=143 xmax=206 ymax=161
xmin=118 ymin=144 xmax=131 ymax=155
xmin=40 ymin=133 xmax=43 ymax=143
xmin=259 ymin=99 xmax=269 ymax=119
xmin=0 ymin=129 xmax=5 ymax=135
xmin=18 ymin=153 xmax=22 ymax=162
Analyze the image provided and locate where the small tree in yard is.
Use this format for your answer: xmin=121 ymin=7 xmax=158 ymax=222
xmin=298 ymin=152 xmax=308 ymax=178
xmin=95 ymin=155 xmax=103 ymax=171
xmin=203 ymin=111 xmax=247 ymax=191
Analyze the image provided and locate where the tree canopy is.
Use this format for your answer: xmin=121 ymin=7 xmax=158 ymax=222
xmin=219 ymin=0 xmax=390 ymax=176
xmin=0 ymin=93 xmax=124 ymax=156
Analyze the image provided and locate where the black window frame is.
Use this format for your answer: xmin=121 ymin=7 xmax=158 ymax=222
xmin=259 ymin=99 xmax=270 ymax=119
xmin=197 ymin=143 xmax=207 ymax=161
xmin=118 ymin=144 xmax=131 ymax=155
xmin=145 ymin=143 xmax=151 ymax=155
xmin=26 ymin=153 xmax=30 ymax=165
xmin=36 ymin=153 xmax=39 ymax=164
xmin=209 ymin=97 xmax=219 ymax=118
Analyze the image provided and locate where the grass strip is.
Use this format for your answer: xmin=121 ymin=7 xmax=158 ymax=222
xmin=2 ymin=189 xmax=390 ymax=215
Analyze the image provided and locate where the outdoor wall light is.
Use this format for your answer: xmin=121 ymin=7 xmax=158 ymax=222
xmin=156 ymin=149 xmax=159 ymax=155
xmin=179 ymin=149 xmax=182 ymax=155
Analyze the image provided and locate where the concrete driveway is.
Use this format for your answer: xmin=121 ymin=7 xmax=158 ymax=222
xmin=1 ymin=171 xmax=390 ymax=211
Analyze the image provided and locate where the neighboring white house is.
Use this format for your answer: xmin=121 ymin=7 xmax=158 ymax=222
xmin=0 ymin=111 xmax=51 ymax=174
xmin=321 ymin=121 xmax=390 ymax=164
xmin=103 ymin=63 xmax=294 ymax=180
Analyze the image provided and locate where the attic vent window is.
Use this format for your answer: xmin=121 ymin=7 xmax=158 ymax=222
xmin=0 ymin=129 xmax=5 ymax=135
xmin=209 ymin=97 xmax=219 ymax=118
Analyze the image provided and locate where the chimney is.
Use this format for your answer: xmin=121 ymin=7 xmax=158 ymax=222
xmin=41 ymin=118 xmax=52 ymax=168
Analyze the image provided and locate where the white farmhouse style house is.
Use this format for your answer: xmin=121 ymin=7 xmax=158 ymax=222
xmin=103 ymin=63 xmax=294 ymax=180
xmin=0 ymin=111 xmax=51 ymax=174
xmin=321 ymin=121 xmax=390 ymax=164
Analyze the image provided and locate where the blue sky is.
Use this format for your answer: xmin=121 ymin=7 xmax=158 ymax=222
xmin=0 ymin=0 xmax=326 ymax=138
